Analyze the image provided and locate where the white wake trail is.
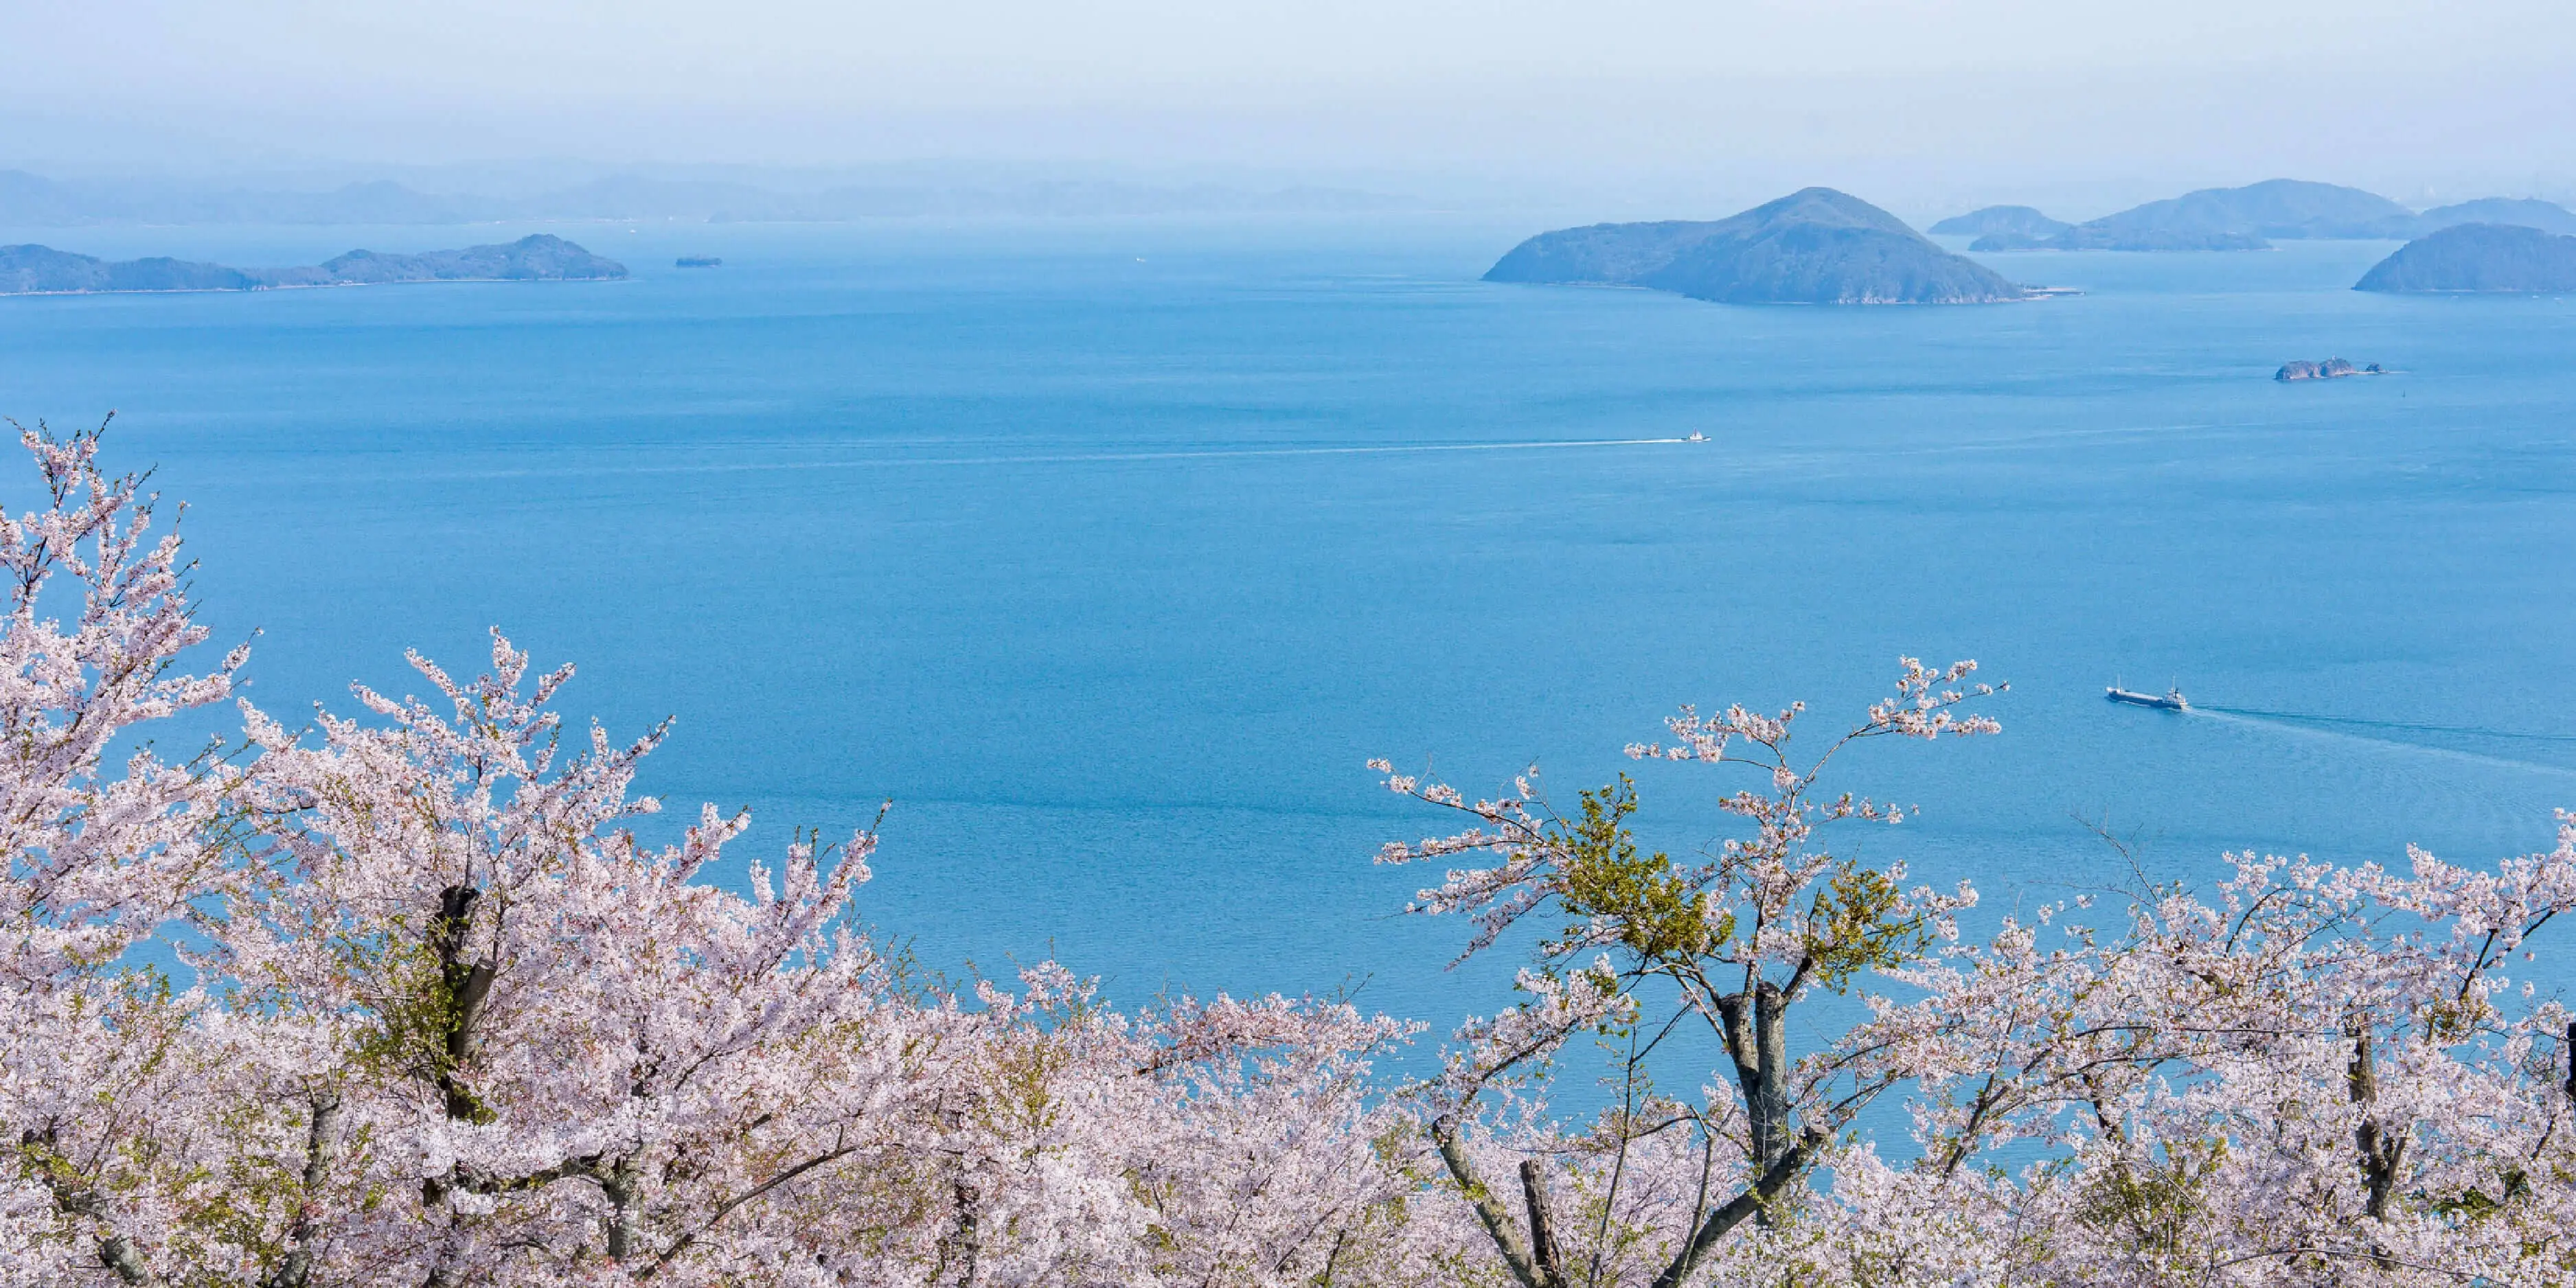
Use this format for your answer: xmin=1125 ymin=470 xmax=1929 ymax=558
xmin=2185 ymin=707 xmax=2576 ymax=780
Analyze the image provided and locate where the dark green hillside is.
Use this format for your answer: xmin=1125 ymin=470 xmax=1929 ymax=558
xmin=2355 ymin=223 xmax=2576 ymax=292
xmin=0 ymin=244 xmax=258 ymax=292
xmin=1930 ymin=205 xmax=2071 ymax=238
xmin=2027 ymin=179 xmax=2413 ymax=250
xmin=2415 ymin=197 xmax=2576 ymax=236
xmin=1485 ymin=187 xmax=2025 ymax=304
xmin=305 ymin=234 xmax=628 ymax=284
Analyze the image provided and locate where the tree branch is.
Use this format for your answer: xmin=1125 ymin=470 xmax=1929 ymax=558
xmin=637 ymin=1144 xmax=858 ymax=1280
xmin=1428 ymin=1116 xmax=1543 ymax=1288
xmin=1647 ymin=1127 xmax=1825 ymax=1288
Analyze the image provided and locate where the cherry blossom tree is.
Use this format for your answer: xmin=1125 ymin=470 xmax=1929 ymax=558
xmin=3 ymin=426 xmax=1431 ymax=1287
xmin=209 ymin=634 xmax=1430 ymax=1287
xmin=214 ymin=631 xmax=948 ymax=1285
xmin=1371 ymin=659 xmax=2576 ymax=1287
xmin=1370 ymin=658 xmax=2003 ymax=1287
xmin=1803 ymin=816 xmax=2576 ymax=1286
xmin=0 ymin=417 xmax=247 ymax=1285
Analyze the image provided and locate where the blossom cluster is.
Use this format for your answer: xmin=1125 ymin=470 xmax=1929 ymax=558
xmin=0 ymin=424 xmax=1426 ymax=1287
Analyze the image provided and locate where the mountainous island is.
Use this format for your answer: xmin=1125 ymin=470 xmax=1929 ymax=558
xmin=0 ymin=234 xmax=628 ymax=295
xmin=1951 ymin=180 xmax=2576 ymax=252
xmin=1965 ymin=180 xmax=2407 ymax=251
xmin=2412 ymin=197 xmax=2576 ymax=236
xmin=1928 ymin=205 xmax=2071 ymax=240
xmin=2353 ymin=223 xmax=2576 ymax=293
xmin=1485 ymin=187 xmax=2029 ymax=305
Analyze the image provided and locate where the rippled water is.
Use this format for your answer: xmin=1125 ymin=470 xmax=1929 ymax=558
xmin=5 ymin=218 xmax=2573 ymax=1024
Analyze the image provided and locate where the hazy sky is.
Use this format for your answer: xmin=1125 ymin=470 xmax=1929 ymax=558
xmin=6 ymin=1 xmax=2573 ymax=210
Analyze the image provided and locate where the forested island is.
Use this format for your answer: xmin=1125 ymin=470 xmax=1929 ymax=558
xmin=1486 ymin=187 xmax=2029 ymax=304
xmin=2416 ymin=197 xmax=2576 ymax=235
xmin=1948 ymin=180 xmax=2576 ymax=251
xmin=0 ymin=233 xmax=626 ymax=295
xmin=1927 ymin=205 xmax=2071 ymax=240
xmin=2354 ymin=222 xmax=2576 ymax=292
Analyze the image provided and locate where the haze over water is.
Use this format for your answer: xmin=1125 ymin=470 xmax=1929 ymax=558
xmin=5 ymin=217 xmax=2573 ymax=1022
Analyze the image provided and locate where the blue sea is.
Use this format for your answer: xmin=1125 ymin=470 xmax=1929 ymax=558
xmin=6 ymin=217 xmax=2575 ymax=1031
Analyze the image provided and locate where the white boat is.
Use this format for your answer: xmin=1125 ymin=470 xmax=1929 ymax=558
xmin=2106 ymin=685 xmax=2188 ymax=711
xmin=1685 ymin=431 xmax=1708 ymax=442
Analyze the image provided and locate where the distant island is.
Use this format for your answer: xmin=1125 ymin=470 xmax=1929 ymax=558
xmin=2353 ymin=223 xmax=2576 ymax=293
xmin=2414 ymin=197 xmax=2576 ymax=237
xmin=1982 ymin=227 xmax=2269 ymax=253
xmin=0 ymin=166 xmax=1406 ymax=226
xmin=1485 ymin=187 xmax=2029 ymax=305
xmin=1965 ymin=180 xmax=2406 ymax=251
xmin=1928 ymin=205 xmax=2071 ymax=240
xmin=2276 ymin=358 xmax=2381 ymax=381
xmin=1948 ymin=180 xmax=2576 ymax=252
xmin=0 ymin=234 xmax=627 ymax=295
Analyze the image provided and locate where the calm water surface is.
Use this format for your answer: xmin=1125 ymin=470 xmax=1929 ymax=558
xmin=5 ymin=218 xmax=2574 ymax=1033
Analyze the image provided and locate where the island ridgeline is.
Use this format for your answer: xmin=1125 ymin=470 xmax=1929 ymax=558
xmin=1485 ymin=187 xmax=2029 ymax=305
xmin=0 ymin=233 xmax=628 ymax=295
xmin=1929 ymin=205 xmax=2071 ymax=240
xmin=2354 ymin=222 xmax=2576 ymax=293
xmin=1961 ymin=181 xmax=2576 ymax=253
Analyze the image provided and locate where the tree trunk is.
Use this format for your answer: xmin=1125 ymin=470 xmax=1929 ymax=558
xmin=260 ymin=1091 xmax=343 ymax=1288
xmin=2347 ymin=1032 xmax=2406 ymax=1221
xmin=1517 ymin=1158 xmax=1568 ymax=1288
xmin=603 ymin=1156 xmax=644 ymax=1263
xmin=948 ymin=1178 xmax=981 ymax=1288
xmin=1426 ymin=1116 xmax=1543 ymax=1288
xmin=430 ymin=884 xmax=495 ymax=1123
xmin=1716 ymin=981 xmax=1796 ymax=1175
xmin=2564 ymin=1021 xmax=2575 ymax=1107
xmin=23 ymin=1124 xmax=166 ymax=1287
xmin=1750 ymin=981 xmax=1792 ymax=1172
xmin=97 ymin=1234 xmax=159 ymax=1287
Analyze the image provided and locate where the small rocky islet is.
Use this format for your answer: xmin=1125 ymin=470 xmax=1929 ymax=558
xmin=2275 ymin=358 xmax=2383 ymax=382
xmin=0 ymin=233 xmax=627 ymax=295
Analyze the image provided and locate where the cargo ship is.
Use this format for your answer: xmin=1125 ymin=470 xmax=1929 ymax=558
xmin=2106 ymin=685 xmax=2189 ymax=711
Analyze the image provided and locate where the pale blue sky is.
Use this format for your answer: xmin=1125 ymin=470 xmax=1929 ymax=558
xmin=5 ymin=1 xmax=2571 ymax=209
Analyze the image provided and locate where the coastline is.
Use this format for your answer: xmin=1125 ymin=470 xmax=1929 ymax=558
xmin=0 ymin=276 xmax=634 ymax=299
